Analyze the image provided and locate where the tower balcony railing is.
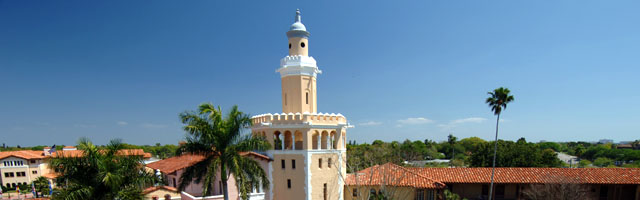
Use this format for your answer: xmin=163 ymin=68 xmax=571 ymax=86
xmin=251 ymin=112 xmax=346 ymax=126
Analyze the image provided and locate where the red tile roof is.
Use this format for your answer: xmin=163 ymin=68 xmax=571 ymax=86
xmin=147 ymin=154 xmax=207 ymax=174
xmin=0 ymin=150 xmax=45 ymax=160
xmin=147 ymin=152 xmax=271 ymax=174
xmin=409 ymin=167 xmax=640 ymax=185
xmin=347 ymin=163 xmax=640 ymax=188
xmin=142 ymin=185 xmax=179 ymax=194
xmin=345 ymin=163 xmax=446 ymax=189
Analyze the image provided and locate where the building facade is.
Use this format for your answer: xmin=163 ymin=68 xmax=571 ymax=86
xmin=250 ymin=9 xmax=350 ymax=200
xmin=0 ymin=150 xmax=50 ymax=188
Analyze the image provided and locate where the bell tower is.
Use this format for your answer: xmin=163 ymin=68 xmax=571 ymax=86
xmin=252 ymin=9 xmax=349 ymax=200
xmin=277 ymin=9 xmax=321 ymax=114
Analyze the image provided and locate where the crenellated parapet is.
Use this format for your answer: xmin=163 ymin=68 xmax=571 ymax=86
xmin=252 ymin=112 xmax=347 ymax=126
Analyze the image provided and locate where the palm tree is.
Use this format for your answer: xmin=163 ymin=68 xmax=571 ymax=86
xmin=177 ymin=103 xmax=270 ymax=200
xmin=486 ymin=87 xmax=514 ymax=200
xmin=31 ymin=176 xmax=51 ymax=197
xmin=48 ymin=138 xmax=157 ymax=200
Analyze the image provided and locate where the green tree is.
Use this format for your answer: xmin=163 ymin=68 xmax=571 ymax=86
xmin=578 ymin=159 xmax=592 ymax=168
xmin=177 ymin=103 xmax=270 ymax=200
xmin=593 ymin=157 xmax=613 ymax=167
xmin=486 ymin=87 xmax=514 ymax=200
xmin=32 ymin=176 xmax=51 ymax=197
xmin=48 ymin=138 xmax=157 ymax=200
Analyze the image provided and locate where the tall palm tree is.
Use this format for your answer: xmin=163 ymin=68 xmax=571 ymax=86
xmin=486 ymin=87 xmax=514 ymax=200
xmin=177 ymin=103 xmax=270 ymax=200
xmin=49 ymin=138 xmax=157 ymax=200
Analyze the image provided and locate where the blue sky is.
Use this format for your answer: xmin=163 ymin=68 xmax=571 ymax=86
xmin=1 ymin=1 xmax=639 ymax=146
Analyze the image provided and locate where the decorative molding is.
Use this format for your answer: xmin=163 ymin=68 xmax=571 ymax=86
xmin=276 ymin=55 xmax=321 ymax=78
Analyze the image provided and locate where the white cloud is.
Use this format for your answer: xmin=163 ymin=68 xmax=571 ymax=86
xmin=358 ymin=121 xmax=382 ymax=126
xmin=117 ymin=121 xmax=128 ymax=126
xmin=397 ymin=117 xmax=434 ymax=126
xmin=451 ymin=117 xmax=487 ymax=124
xmin=438 ymin=117 xmax=487 ymax=130
xmin=140 ymin=123 xmax=167 ymax=129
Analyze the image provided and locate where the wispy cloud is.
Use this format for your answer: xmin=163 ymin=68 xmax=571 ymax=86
xmin=140 ymin=123 xmax=167 ymax=129
xmin=438 ymin=117 xmax=487 ymax=130
xmin=396 ymin=117 xmax=434 ymax=127
xmin=358 ymin=121 xmax=382 ymax=126
xmin=117 ymin=121 xmax=128 ymax=126
xmin=74 ymin=124 xmax=96 ymax=128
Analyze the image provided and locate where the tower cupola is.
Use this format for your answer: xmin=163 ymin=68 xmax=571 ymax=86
xmin=286 ymin=9 xmax=310 ymax=56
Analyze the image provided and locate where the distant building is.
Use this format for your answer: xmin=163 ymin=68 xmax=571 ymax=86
xmin=599 ymin=139 xmax=614 ymax=144
xmin=0 ymin=147 xmax=151 ymax=189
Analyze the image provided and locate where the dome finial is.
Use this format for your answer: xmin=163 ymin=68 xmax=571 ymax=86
xmin=295 ymin=9 xmax=301 ymax=23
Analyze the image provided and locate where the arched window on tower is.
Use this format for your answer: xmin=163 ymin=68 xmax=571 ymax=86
xmin=306 ymin=92 xmax=309 ymax=104
xmin=284 ymin=131 xmax=293 ymax=150
xmin=295 ymin=131 xmax=303 ymax=150
xmin=321 ymin=131 xmax=329 ymax=149
xmin=312 ymin=131 xmax=319 ymax=149
xmin=330 ymin=131 xmax=338 ymax=149
xmin=274 ymin=131 xmax=282 ymax=150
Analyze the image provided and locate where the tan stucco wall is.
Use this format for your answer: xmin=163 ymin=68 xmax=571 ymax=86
xmin=281 ymin=75 xmax=316 ymax=114
xmin=288 ymin=37 xmax=308 ymax=56
xmin=271 ymin=154 xmax=306 ymax=200
xmin=144 ymin=189 xmax=180 ymax=200
xmin=344 ymin=186 xmax=420 ymax=200
xmin=310 ymin=153 xmax=343 ymax=200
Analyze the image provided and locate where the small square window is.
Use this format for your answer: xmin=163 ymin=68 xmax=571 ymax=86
xmin=319 ymin=158 xmax=322 ymax=168
xmin=281 ymin=159 xmax=286 ymax=169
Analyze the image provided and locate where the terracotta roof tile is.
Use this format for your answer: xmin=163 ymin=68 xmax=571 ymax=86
xmin=147 ymin=152 xmax=270 ymax=174
xmin=345 ymin=163 xmax=446 ymax=189
xmin=409 ymin=167 xmax=640 ymax=185
xmin=0 ymin=150 xmax=45 ymax=160
xmin=146 ymin=154 xmax=207 ymax=174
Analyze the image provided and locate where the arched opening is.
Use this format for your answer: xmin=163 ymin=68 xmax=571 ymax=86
xmin=262 ymin=131 xmax=266 ymax=138
xmin=321 ymin=131 xmax=329 ymax=149
xmin=284 ymin=131 xmax=293 ymax=150
xmin=330 ymin=131 xmax=337 ymax=149
xmin=274 ymin=131 xmax=282 ymax=150
xmin=312 ymin=131 xmax=319 ymax=149
xmin=295 ymin=131 xmax=303 ymax=150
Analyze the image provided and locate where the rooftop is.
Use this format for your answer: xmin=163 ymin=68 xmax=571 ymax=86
xmin=347 ymin=163 xmax=640 ymax=188
xmin=0 ymin=150 xmax=45 ymax=160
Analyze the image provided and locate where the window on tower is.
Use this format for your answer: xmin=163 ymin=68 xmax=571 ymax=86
xmin=301 ymin=42 xmax=306 ymax=48
xmin=306 ymin=92 xmax=309 ymax=104
xmin=289 ymin=43 xmax=291 ymax=49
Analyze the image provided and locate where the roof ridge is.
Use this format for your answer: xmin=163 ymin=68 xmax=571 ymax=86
xmin=381 ymin=162 xmax=446 ymax=187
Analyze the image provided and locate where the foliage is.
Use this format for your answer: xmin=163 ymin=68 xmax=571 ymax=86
xmin=593 ymin=157 xmax=614 ymax=167
xmin=48 ymin=138 xmax=158 ymax=200
xmin=469 ymin=138 xmax=562 ymax=167
xmin=578 ymin=159 xmax=592 ymax=168
xmin=443 ymin=189 xmax=467 ymax=200
xmin=176 ymin=103 xmax=270 ymax=200
xmin=32 ymin=176 xmax=51 ymax=197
